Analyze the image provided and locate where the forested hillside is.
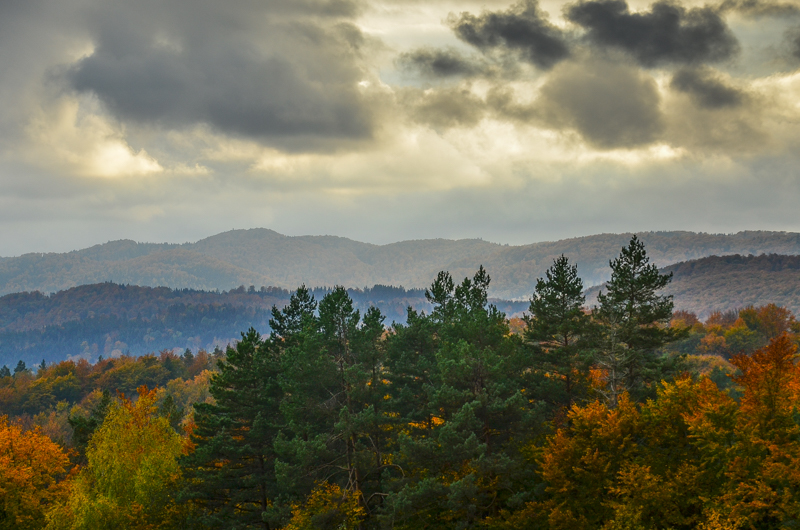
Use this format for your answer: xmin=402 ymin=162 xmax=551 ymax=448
xmin=586 ymin=253 xmax=800 ymax=319
xmin=5 ymin=237 xmax=800 ymax=529
xmin=0 ymin=282 xmax=526 ymax=367
xmin=2 ymin=229 xmax=800 ymax=298
xmin=663 ymin=254 xmax=800 ymax=317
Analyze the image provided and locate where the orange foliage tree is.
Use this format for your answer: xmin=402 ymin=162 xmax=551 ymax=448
xmin=537 ymin=333 xmax=800 ymax=529
xmin=0 ymin=416 xmax=73 ymax=529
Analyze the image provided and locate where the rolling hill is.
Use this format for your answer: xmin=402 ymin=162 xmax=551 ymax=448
xmin=585 ymin=253 xmax=800 ymax=319
xmin=3 ymin=229 xmax=800 ymax=299
xmin=0 ymin=281 xmax=528 ymax=366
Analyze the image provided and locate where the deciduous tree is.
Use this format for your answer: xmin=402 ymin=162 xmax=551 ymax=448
xmin=0 ymin=417 xmax=72 ymax=530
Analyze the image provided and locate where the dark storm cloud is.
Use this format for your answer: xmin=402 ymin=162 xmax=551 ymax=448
xmin=535 ymin=59 xmax=664 ymax=148
xmin=450 ymin=0 xmax=570 ymax=69
xmin=566 ymin=0 xmax=739 ymax=66
xmin=793 ymin=28 xmax=800 ymax=58
xmin=396 ymin=48 xmax=485 ymax=78
xmin=670 ymin=67 xmax=745 ymax=108
xmin=64 ymin=0 xmax=373 ymax=145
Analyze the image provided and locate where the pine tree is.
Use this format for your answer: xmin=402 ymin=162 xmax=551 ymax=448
xmin=525 ymin=255 xmax=593 ymax=407
xmin=595 ymin=235 xmax=682 ymax=405
xmin=181 ymin=327 xmax=285 ymax=529
xmin=68 ymin=390 xmax=112 ymax=465
xmin=382 ymin=267 xmax=539 ymax=528
xmin=275 ymin=287 xmax=389 ymax=525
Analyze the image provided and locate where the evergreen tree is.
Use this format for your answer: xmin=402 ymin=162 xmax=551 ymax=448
xmin=181 ymin=327 xmax=285 ymax=529
xmin=0 ymin=365 xmax=10 ymax=378
xmin=158 ymin=394 xmax=185 ymax=432
xmin=275 ymin=287 xmax=389 ymax=525
xmin=595 ymin=235 xmax=682 ymax=404
xmin=68 ymin=390 xmax=112 ymax=465
xmin=14 ymin=360 xmax=27 ymax=375
xmin=182 ymin=348 xmax=194 ymax=367
xmin=383 ymin=267 xmax=541 ymax=528
xmin=269 ymin=285 xmax=317 ymax=344
xmin=525 ymin=255 xmax=593 ymax=407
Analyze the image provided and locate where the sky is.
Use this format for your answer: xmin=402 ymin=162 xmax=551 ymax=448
xmin=1 ymin=0 xmax=800 ymax=255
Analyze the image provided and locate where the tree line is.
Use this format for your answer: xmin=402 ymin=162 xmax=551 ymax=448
xmin=3 ymin=236 xmax=800 ymax=529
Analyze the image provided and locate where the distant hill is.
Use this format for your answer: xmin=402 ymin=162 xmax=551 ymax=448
xmin=0 ymin=282 xmax=527 ymax=367
xmin=585 ymin=254 xmax=800 ymax=319
xmin=3 ymin=229 xmax=800 ymax=299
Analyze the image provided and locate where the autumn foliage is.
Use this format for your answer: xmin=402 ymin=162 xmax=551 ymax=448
xmin=5 ymin=241 xmax=800 ymax=529
xmin=45 ymin=386 xmax=188 ymax=530
xmin=0 ymin=417 xmax=72 ymax=529
xmin=535 ymin=333 xmax=800 ymax=530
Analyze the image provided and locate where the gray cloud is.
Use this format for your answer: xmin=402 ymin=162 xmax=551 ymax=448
xmin=566 ymin=0 xmax=739 ymax=66
xmin=793 ymin=28 xmax=800 ymax=58
xmin=401 ymin=86 xmax=486 ymax=129
xmin=535 ymin=59 xmax=664 ymax=148
xmin=717 ymin=0 xmax=800 ymax=17
xmin=670 ymin=67 xmax=746 ymax=108
xmin=396 ymin=47 xmax=485 ymax=78
xmin=64 ymin=0 xmax=374 ymax=148
xmin=450 ymin=0 xmax=570 ymax=69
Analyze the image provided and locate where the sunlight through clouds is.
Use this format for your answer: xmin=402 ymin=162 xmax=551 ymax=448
xmin=0 ymin=0 xmax=799 ymax=253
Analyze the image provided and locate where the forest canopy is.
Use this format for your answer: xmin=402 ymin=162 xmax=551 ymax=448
xmin=2 ymin=236 xmax=800 ymax=529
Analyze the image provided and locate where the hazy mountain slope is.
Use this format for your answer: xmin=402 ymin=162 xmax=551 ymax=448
xmin=0 ymin=282 xmax=528 ymax=366
xmin=663 ymin=254 xmax=800 ymax=319
xmin=2 ymin=229 xmax=800 ymax=299
xmin=585 ymin=253 xmax=800 ymax=319
xmin=475 ymin=231 xmax=800 ymax=298
xmin=186 ymin=229 xmax=502 ymax=287
xmin=0 ymin=248 xmax=271 ymax=295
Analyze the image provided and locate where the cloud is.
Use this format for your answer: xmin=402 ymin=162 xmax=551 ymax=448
xmin=717 ymin=0 xmax=800 ymax=17
xmin=449 ymin=0 xmax=570 ymax=69
xmin=534 ymin=58 xmax=664 ymax=148
xmin=670 ymin=67 xmax=746 ymax=108
xmin=401 ymin=86 xmax=486 ymax=128
xmin=62 ymin=0 xmax=376 ymax=149
xmin=792 ymin=27 xmax=800 ymax=58
xmin=4 ymin=0 xmax=800 ymax=259
xmin=566 ymin=0 xmax=739 ymax=66
xmin=396 ymin=47 xmax=485 ymax=77
xmin=25 ymin=98 xmax=164 ymax=178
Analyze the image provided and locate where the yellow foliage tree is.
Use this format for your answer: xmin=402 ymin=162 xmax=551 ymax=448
xmin=284 ymin=482 xmax=365 ymax=530
xmin=46 ymin=386 xmax=188 ymax=530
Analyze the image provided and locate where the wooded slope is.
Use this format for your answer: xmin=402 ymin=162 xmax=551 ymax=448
xmin=585 ymin=253 xmax=800 ymax=319
xmin=0 ymin=281 xmax=527 ymax=366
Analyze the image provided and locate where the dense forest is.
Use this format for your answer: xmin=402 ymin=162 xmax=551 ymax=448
xmin=3 ymin=236 xmax=800 ymax=529
xmin=3 ymin=228 xmax=800 ymax=298
xmin=0 ymin=283 xmax=529 ymax=368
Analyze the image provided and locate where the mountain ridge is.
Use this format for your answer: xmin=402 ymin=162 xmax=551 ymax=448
xmin=3 ymin=229 xmax=800 ymax=299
